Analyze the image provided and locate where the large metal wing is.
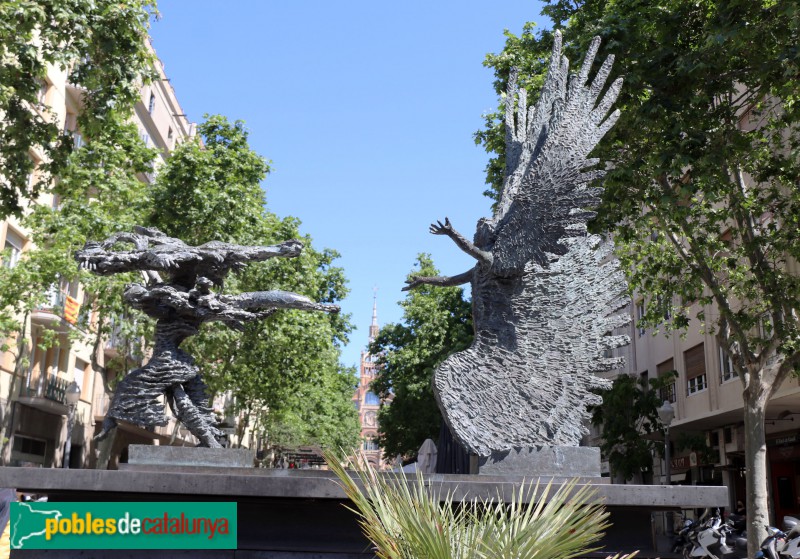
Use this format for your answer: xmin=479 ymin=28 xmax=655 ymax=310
xmin=490 ymin=31 xmax=623 ymax=277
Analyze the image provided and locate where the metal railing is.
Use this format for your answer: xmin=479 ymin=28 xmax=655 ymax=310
xmin=23 ymin=373 xmax=69 ymax=404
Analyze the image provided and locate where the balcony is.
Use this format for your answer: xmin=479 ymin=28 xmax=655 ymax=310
xmin=32 ymin=287 xmax=81 ymax=328
xmin=17 ymin=373 xmax=70 ymax=415
xmin=104 ymin=327 xmax=144 ymax=363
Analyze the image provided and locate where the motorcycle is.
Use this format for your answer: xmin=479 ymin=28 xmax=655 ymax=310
xmin=756 ymin=526 xmax=789 ymax=559
xmin=756 ymin=517 xmax=800 ymax=559
xmin=672 ymin=516 xmax=697 ymax=555
xmin=683 ymin=508 xmax=747 ymax=559
xmin=778 ymin=517 xmax=800 ymax=559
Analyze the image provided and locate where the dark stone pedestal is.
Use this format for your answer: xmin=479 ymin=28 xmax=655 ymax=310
xmin=0 ymin=465 xmax=728 ymax=558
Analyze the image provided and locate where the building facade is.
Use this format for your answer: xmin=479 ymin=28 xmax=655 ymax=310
xmin=351 ymin=296 xmax=392 ymax=469
xmin=0 ymin=41 xmax=197 ymax=469
xmin=601 ymin=265 xmax=800 ymax=521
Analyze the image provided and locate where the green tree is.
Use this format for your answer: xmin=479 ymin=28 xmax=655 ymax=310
xmin=0 ymin=114 xmax=156 ymax=463
xmin=369 ymin=255 xmax=473 ymax=459
xmin=150 ymin=114 xmax=270 ymax=246
xmin=590 ymin=373 xmax=673 ymax=482
xmin=478 ymin=1 xmax=800 ymax=551
xmin=151 ymin=115 xmax=359 ymax=451
xmin=0 ymin=0 xmax=157 ymax=216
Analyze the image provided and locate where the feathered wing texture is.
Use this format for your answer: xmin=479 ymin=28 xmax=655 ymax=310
xmin=429 ymin=33 xmax=630 ymax=455
xmin=433 ymin=236 xmax=631 ymax=455
xmin=491 ymin=31 xmax=623 ymax=277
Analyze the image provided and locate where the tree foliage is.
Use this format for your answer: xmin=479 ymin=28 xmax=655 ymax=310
xmin=150 ymin=114 xmax=270 ymax=246
xmin=151 ymin=115 xmax=359 ymax=451
xmin=0 ymin=103 xmax=156 ymax=463
xmin=0 ymin=1 xmax=359 ymax=456
xmin=0 ymin=0 xmax=157 ymax=216
xmin=590 ymin=374 xmax=670 ymax=481
xmin=369 ymin=255 xmax=473 ymax=458
xmin=477 ymin=0 xmax=800 ymax=550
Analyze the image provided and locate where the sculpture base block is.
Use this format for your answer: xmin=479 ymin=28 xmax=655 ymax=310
xmin=0 ymin=464 xmax=729 ymax=558
xmin=478 ymin=446 xmax=600 ymax=477
xmin=127 ymin=444 xmax=255 ymax=469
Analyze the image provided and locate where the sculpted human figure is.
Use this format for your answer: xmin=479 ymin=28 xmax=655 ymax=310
xmin=76 ymin=226 xmax=338 ymax=448
xmin=404 ymin=32 xmax=630 ymax=456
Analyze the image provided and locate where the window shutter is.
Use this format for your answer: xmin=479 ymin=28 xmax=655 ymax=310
xmin=684 ymin=344 xmax=705 ymax=380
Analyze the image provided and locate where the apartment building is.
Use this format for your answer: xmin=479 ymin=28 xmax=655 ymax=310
xmin=599 ymin=257 xmax=800 ymax=524
xmin=0 ymin=41 xmax=198 ymax=469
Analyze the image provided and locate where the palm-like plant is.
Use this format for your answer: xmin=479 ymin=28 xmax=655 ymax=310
xmin=325 ymin=450 xmax=626 ymax=559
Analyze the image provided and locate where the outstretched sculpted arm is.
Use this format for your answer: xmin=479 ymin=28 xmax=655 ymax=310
xmin=430 ymin=218 xmax=492 ymax=265
xmin=402 ymin=268 xmax=474 ymax=291
xmin=76 ymin=234 xmax=304 ymax=278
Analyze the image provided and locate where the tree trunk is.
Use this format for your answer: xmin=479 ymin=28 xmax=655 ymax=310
xmin=744 ymin=380 xmax=770 ymax=557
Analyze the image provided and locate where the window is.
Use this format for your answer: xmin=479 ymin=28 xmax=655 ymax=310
xmin=26 ymin=155 xmax=41 ymax=192
xmin=12 ymin=435 xmax=46 ymax=459
xmin=685 ymin=343 xmax=707 ymax=395
xmin=37 ymin=79 xmax=49 ymax=105
xmin=656 ymin=294 xmax=671 ymax=321
xmin=759 ymin=313 xmax=773 ymax=339
xmin=140 ymin=131 xmax=150 ymax=147
xmin=74 ymin=358 xmax=88 ymax=395
xmin=148 ymin=92 xmax=156 ymax=114
xmin=723 ymin=427 xmax=732 ymax=445
xmin=362 ymin=438 xmax=379 ymax=452
xmin=636 ymin=300 xmax=646 ymax=336
xmin=3 ymin=228 xmax=24 ymax=269
xmin=364 ymin=392 xmax=380 ymax=406
xmin=167 ymin=127 xmax=173 ymax=142
xmin=719 ymin=346 xmax=736 ymax=383
xmin=65 ymin=113 xmax=83 ymax=148
xmin=657 ymin=358 xmax=676 ymax=403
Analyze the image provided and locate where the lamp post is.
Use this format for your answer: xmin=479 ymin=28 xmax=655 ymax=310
xmin=657 ymin=399 xmax=675 ymax=534
xmin=63 ymin=381 xmax=81 ymax=469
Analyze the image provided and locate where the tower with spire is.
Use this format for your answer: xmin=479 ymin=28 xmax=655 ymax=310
xmin=369 ymin=292 xmax=379 ymax=342
xmin=352 ymin=289 xmax=391 ymax=469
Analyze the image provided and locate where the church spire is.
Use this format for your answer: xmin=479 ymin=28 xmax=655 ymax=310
xmin=369 ymin=287 xmax=379 ymax=342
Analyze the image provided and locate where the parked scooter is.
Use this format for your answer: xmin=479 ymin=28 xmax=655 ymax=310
xmin=684 ymin=508 xmax=747 ymax=559
xmin=673 ymin=516 xmax=697 ymax=555
xmin=756 ymin=517 xmax=800 ymax=559
xmin=756 ymin=526 xmax=789 ymax=559
xmin=778 ymin=517 xmax=800 ymax=559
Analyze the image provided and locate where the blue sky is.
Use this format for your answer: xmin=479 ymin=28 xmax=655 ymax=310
xmin=148 ymin=1 xmax=547 ymax=368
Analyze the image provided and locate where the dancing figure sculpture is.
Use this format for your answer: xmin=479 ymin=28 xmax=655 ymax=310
xmin=404 ymin=32 xmax=630 ymax=456
xmin=76 ymin=227 xmax=339 ymax=448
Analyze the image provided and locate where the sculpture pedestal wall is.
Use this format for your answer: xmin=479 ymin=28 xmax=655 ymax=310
xmin=128 ymin=444 xmax=255 ymax=469
xmin=1 ymin=465 xmax=727 ymax=558
xmin=479 ymin=446 xmax=601 ymax=477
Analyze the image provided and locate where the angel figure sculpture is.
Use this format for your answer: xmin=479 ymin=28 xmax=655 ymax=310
xmin=75 ymin=226 xmax=339 ymax=448
xmin=404 ymin=32 xmax=630 ymax=457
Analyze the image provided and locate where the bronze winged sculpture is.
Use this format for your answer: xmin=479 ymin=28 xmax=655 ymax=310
xmin=76 ymin=226 xmax=339 ymax=448
xmin=404 ymin=32 xmax=630 ymax=457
